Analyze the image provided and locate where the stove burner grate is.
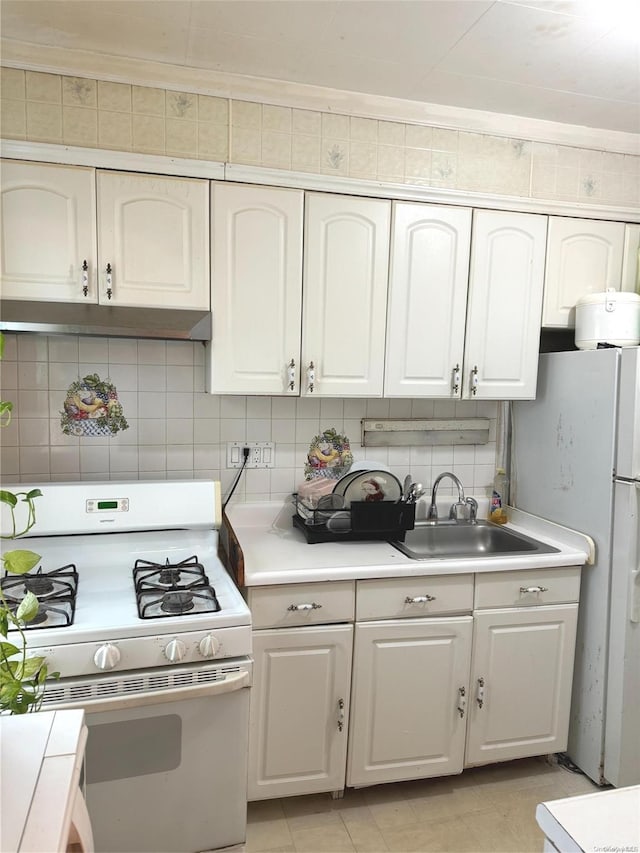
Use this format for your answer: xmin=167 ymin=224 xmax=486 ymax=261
xmin=133 ymin=554 xmax=221 ymax=619
xmin=0 ymin=564 xmax=78 ymax=629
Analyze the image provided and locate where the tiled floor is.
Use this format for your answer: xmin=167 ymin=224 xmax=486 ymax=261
xmin=245 ymin=756 xmax=602 ymax=852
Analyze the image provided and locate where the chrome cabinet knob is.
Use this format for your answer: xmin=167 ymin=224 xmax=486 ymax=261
xmin=198 ymin=634 xmax=220 ymax=658
xmin=93 ymin=642 xmax=121 ymax=671
xmin=163 ymin=638 xmax=187 ymax=663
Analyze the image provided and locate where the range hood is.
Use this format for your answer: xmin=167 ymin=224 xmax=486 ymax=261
xmin=0 ymin=300 xmax=211 ymax=341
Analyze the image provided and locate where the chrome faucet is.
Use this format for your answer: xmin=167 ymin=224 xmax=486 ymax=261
xmin=427 ymin=472 xmax=478 ymax=523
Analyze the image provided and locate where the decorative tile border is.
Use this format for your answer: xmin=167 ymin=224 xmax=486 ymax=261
xmin=1 ymin=66 xmax=638 ymax=207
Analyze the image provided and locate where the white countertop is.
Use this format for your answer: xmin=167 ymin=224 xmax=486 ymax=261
xmin=225 ymin=500 xmax=593 ymax=587
xmin=536 ymin=785 xmax=640 ymax=852
xmin=1 ymin=709 xmax=88 ymax=853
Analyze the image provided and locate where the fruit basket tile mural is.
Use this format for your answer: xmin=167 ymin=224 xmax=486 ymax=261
xmin=304 ymin=427 xmax=353 ymax=480
xmin=61 ymin=374 xmax=129 ymax=437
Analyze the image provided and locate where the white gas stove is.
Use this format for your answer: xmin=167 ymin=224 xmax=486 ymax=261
xmin=1 ymin=480 xmax=251 ymax=677
xmin=1 ymin=480 xmax=252 ymax=853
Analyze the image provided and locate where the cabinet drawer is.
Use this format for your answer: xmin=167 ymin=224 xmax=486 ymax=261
xmin=249 ymin=581 xmax=355 ymax=629
xmin=356 ymin=574 xmax=474 ymax=620
xmin=474 ymin=567 xmax=581 ymax=609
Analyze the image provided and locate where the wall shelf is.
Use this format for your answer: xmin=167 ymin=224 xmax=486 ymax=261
xmin=361 ymin=418 xmax=491 ymax=447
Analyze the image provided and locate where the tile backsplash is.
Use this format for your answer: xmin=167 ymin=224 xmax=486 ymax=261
xmin=0 ymin=333 xmax=498 ymax=503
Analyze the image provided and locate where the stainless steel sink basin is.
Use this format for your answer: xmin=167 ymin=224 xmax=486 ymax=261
xmin=391 ymin=521 xmax=559 ymax=560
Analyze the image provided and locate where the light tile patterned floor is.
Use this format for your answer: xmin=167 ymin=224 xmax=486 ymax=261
xmin=245 ymin=756 xmax=602 ymax=852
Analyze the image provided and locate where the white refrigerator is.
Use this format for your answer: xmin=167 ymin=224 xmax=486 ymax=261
xmin=512 ymin=347 xmax=640 ymax=788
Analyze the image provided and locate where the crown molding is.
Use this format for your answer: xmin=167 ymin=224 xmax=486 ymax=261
xmin=2 ymin=39 xmax=639 ymax=157
xmin=0 ymin=139 xmax=225 ymax=180
xmin=2 ymin=139 xmax=638 ymax=223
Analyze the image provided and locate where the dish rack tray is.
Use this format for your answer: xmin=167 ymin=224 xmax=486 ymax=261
xmin=292 ymin=494 xmax=416 ymax=544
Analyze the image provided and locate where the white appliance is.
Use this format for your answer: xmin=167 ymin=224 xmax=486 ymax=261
xmin=0 ymin=480 xmax=252 ymax=853
xmin=512 ymin=348 xmax=640 ymax=788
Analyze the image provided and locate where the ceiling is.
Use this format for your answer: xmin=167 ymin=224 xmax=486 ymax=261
xmin=1 ymin=0 xmax=639 ymax=134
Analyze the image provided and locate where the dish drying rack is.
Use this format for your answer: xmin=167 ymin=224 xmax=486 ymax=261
xmin=292 ymin=493 xmax=416 ymax=544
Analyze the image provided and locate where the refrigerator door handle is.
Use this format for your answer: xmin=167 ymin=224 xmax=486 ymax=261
xmin=631 ymin=569 xmax=640 ymax=624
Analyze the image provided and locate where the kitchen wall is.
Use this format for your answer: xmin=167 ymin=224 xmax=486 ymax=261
xmin=1 ymin=67 xmax=638 ymax=206
xmin=0 ymin=333 xmax=497 ymax=502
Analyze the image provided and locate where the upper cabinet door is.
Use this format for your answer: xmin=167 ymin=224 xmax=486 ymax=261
xmin=542 ymin=217 xmax=626 ymax=328
xmin=384 ymin=203 xmax=471 ymax=398
xmin=97 ymin=171 xmax=209 ymax=310
xmin=464 ymin=210 xmax=548 ymax=400
xmin=301 ymin=193 xmax=391 ymax=397
xmin=1 ymin=160 xmax=97 ymax=302
xmin=208 ymin=183 xmax=303 ymax=395
xmin=621 ymin=224 xmax=640 ymax=294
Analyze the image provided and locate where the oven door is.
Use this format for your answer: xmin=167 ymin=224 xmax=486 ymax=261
xmin=44 ymin=659 xmax=251 ymax=853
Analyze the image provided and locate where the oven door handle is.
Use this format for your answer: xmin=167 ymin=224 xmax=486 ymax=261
xmin=47 ymin=669 xmax=250 ymax=714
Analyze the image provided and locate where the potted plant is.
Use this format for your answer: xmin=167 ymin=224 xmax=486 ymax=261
xmin=0 ymin=332 xmax=53 ymax=713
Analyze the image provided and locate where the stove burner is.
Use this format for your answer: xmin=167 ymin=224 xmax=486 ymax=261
xmin=24 ymin=571 xmax=55 ymax=597
xmin=133 ymin=554 xmax=221 ymax=619
xmin=158 ymin=567 xmax=182 ymax=586
xmin=0 ymin=563 xmax=78 ymax=630
xmin=161 ymin=591 xmax=195 ymax=614
xmin=29 ymin=606 xmax=50 ymax=626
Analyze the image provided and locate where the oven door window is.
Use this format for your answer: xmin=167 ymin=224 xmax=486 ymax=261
xmin=85 ymin=715 xmax=181 ymax=783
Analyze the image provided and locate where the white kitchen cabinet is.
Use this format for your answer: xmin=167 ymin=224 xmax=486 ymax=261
xmin=384 ymin=205 xmax=546 ymax=400
xmin=208 ymin=183 xmax=303 ymax=395
xmin=347 ymin=616 xmax=472 ymax=787
xmin=348 ymin=574 xmax=474 ymax=787
xmin=243 ymin=564 xmax=581 ymax=798
xmin=207 ymin=189 xmax=389 ymax=396
xmin=301 ymin=193 xmax=391 ymax=397
xmin=464 ymin=209 xmax=548 ymax=400
xmin=465 ymin=605 xmax=578 ymax=766
xmin=542 ymin=217 xmax=626 ymax=328
xmin=247 ymin=580 xmax=355 ymax=801
xmin=384 ymin=202 xmax=472 ymax=397
xmin=0 ymin=161 xmax=209 ymax=310
xmin=1 ymin=160 xmax=97 ymax=302
xmin=248 ymin=625 xmax=353 ymax=801
xmin=621 ymin=224 xmax=640 ymax=293
xmin=465 ymin=566 xmax=580 ymax=767
xmin=97 ymin=170 xmax=209 ymax=310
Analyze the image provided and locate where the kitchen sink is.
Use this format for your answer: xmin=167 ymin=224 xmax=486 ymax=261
xmin=390 ymin=521 xmax=560 ymax=560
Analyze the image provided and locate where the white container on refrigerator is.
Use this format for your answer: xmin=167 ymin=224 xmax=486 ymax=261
xmin=512 ymin=347 xmax=640 ymax=788
xmin=574 ymin=290 xmax=640 ymax=350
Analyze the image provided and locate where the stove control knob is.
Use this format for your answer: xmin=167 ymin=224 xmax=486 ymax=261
xmin=198 ymin=634 xmax=220 ymax=658
xmin=94 ymin=643 xmax=121 ymax=671
xmin=163 ymin=638 xmax=187 ymax=663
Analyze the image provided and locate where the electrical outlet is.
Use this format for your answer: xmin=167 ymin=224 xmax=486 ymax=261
xmin=226 ymin=441 xmax=275 ymax=469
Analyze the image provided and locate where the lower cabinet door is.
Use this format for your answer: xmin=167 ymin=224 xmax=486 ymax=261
xmin=347 ymin=616 xmax=473 ymax=787
xmin=248 ymin=625 xmax=353 ymax=800
xmin=465 ymin=604 xmax=579 ymax=767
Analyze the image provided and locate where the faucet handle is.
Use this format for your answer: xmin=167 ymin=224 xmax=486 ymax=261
xmin=449 ymin=500 xmax=468 ymax=521
xmin=465 ymin=497 xmax=478 ymax=523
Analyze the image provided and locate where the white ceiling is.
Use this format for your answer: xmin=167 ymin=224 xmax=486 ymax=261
xmin=1 ymin=0 xmax=639 ymax=134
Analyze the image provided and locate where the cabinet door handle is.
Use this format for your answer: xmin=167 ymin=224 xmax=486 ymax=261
xmin=337 ymin=698 xmax=345 ymax=732
xmin=287 ymin=358 xmax=296 ymax=392
xmin=519 ymin=586 xmax=548 ymax=594
xmin=470 ymin=365 xmax=479 ymax=396
xmin=452 ymin=363 xmax=460 ymax=395
xmin=476 ymin=677 xmax=485 ymax=709
xmin=287 ymin=602 xmax=323 ymax=611
xmin=404 ymin=594 xmax=436 ymax=604
xmin=81 ymin=259 xmax=89 ymax=297
xmin=457 ymin=686 xmax=467 ymax=718
xmin=306 ymin=361 xmax=315 ymax=394
xmin=105 ymin=263 xmax=113 ymax=300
